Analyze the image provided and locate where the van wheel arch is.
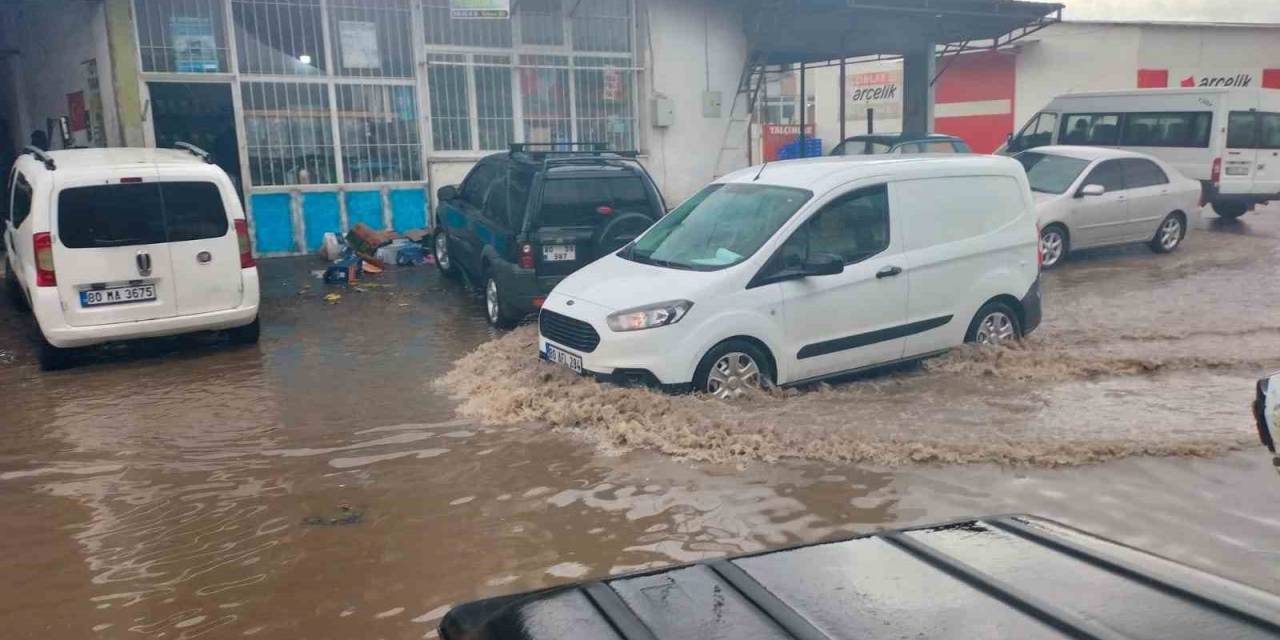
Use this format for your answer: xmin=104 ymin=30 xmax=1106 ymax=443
xmin=974 ymin=295 xmax=1026 ymax=335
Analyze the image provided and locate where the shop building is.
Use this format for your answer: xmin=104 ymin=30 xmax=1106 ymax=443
xmin=0 ymin=0 xmax=750 ymax=256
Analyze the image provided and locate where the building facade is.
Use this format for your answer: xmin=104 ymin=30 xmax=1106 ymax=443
xmin=0 ymin=0 xmax=748 ymax=256
xmin=812 ymin=20 xmax=1280 ymax=155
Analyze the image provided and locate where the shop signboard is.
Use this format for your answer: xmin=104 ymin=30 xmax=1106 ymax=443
xmin=451 ymin=0 xmax=510 ymax=19
xmin=846 ymin=68 xmax=902 ymax=119
xmin=170 ymin=16 xmax=219 ymax=73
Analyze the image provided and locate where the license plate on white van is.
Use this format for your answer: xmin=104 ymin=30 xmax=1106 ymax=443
xmin=544 ymin=343 xmax=583 ymax=374
xmin=80 ymin=285 xmax=156 ymax=307
xmin=543 ymin=244 xmax=576 ymax=262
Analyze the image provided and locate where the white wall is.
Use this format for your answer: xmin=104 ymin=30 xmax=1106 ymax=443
xmin=1013 ymin=22 xmax=1280 ymax=132
xmin=638 ymin=0 xmax=748 ymax=204
xmin=0 ymin=0 xmax=120 ymax=152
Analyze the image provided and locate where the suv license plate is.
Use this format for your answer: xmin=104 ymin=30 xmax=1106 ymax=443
xmin=544 ymin=343 xmax=583 ymax=374
xmin=80 ymin=285 xmax=157 ymax=307
xmin=542 ymin=244 xmax=576 ymax=262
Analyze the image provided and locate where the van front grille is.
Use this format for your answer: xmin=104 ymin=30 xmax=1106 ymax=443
xmin=539 ymin=309 xmax=600 ymax=353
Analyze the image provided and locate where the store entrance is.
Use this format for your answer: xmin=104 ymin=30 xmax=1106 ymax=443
xmin=148 ymin=82 xmax=242 ymax=198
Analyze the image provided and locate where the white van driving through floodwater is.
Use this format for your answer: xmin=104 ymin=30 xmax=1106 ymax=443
xmin=537 ymin=155 xmax=1042 ymax=398
xmin=1000 ymin=88 xmax=1280 ymax=219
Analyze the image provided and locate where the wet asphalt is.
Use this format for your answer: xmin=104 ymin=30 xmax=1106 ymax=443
xmin=0 ymin=204 xmax=1278 ymax=639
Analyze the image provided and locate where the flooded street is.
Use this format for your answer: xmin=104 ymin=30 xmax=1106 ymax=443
xmin=2 ymin=205 xmax=1279 ymax=639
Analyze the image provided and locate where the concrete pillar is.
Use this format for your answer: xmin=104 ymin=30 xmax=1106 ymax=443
xmin=902 ymin=42 xmax=935 ymax=136
xmin=104 ymin=0 xmax=144 ymax=147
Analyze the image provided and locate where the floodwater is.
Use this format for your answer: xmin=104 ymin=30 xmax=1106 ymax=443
xmin=1 ymin=206 xmax=1279 ymax=639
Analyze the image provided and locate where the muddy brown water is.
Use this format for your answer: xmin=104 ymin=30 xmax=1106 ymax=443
xmin=1 ymin=206 xmax=1279 ymax=639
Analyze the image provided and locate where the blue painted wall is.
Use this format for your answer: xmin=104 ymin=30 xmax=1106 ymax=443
xmin=346 ymin=191 xmax=383 ymax=230
xmin=250 ymin=193 xmax=294 ymax=254
xmin=301 ymin=192 xmax=341 ymax=252
xmin=390 ymin=189 xmax=427 ymax=232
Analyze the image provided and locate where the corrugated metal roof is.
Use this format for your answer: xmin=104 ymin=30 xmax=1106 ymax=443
xmin=441 ymin=515 xmax=1280 ymax=639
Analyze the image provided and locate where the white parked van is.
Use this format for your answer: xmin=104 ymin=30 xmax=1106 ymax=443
xmin=3 ymin=146 xmax=261 ymax=370
xmin=537 ymin=155 xmax=1042 ymax=398
xmin=1001 ymin=88 xmax=1280 ymax=219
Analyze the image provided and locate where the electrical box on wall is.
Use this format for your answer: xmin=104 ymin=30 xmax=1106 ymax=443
xmin=702 ymin=91 xmax=723 ymax=118
xmin=652 ymin=96 xmax=674 ymax=128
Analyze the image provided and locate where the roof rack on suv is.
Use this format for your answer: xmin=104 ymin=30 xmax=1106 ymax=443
xmin=175 ymin=141 xmax=215 ymax=164
xmin=22 ymin=145 xmax=55 ymax=170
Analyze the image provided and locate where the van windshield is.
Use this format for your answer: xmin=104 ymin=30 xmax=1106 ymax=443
xmin=58 ymin=182 xmax=229 ymax=249
xmin=620 ymin=183 xmax=811 ymax=271
xmin=1015 ymin=152 xmax=1090 ymax=194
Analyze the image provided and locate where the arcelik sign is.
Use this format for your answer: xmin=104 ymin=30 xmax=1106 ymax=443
xmin=846 ymin=69 xmax=903 ymax=118
xmin=1138 ymin=68 xmax=1280 ymax=90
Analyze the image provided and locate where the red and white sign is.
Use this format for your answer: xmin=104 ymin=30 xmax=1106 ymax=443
xmin=847 ymin=69 xmax=901 ymax=117
xmin=763 ymin=124 xmax=815 ymax=161
xmin=1138 ymin=68 xmax=1280 ymax=89
xmin=933 ymin=50 xmax=1016 ymax=154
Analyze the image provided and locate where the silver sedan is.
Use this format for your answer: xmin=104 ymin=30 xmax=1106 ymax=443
xmin=1015 ymin=146 xmax=1202 ymax=269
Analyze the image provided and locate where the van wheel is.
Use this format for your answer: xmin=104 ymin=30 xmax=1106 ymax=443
xmin=5 ymin=259 xmax=28 ymax=312
xmin=37 ymin=336 xmax=76 ymax=371
xmin=484 ymin=274 xmax=519 ymax=329
xmin=1149 ymin=213 xmax=1185 ymax=254
xmin=433 ymin=230 xmax=459 ymax=279
xmin=1212 ymin=201 xmax=1248 ymax=219
xmin=228 ymin=316 xmax=261 ymax=345
xmin=1039 ymin=224 xmax=1069 ymax=270
xmin=693 ymin=339 xmax=774 ymax=400
xmin=965 ymin=301 xmax=1023 ymax=347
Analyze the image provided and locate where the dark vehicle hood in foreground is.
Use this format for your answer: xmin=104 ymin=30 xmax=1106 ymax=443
xmin=441 ymin=514 xmax=1280 ymax=639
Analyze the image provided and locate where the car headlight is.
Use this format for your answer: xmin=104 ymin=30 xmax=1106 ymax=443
xmin=606 ymin=300 xmax=693 ymax=332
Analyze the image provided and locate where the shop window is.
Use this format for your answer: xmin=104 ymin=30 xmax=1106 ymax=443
xmin=328 ymin=0 xmax=414 ymax=78
xmin=134 ymin=0 xmax=230 ymax=73
xmin=520 ymin=55 xmax=572 ymax=146
xmin=232 ymin=0 xmax=326 ymax=76
xmin=422 ymin=0 xmax=512 ymax=48
xmin=574 ymin=59 xmax=635 ymax=151
xmin=336 ymin=85 xmax=421 ymax=183
xmin=427 ymin=54 xmax=473 ymax=152
xmin=572 ymin=0 xmax=631 ymax=53
xmin=242 ymin=82 xmax=336 ymax=186
xmin=476 ymin=56 xmax=516 ymax=151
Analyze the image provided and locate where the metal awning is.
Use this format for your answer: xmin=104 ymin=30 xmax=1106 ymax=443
xmin=737 ymin=0 xmax=1064 ymax=65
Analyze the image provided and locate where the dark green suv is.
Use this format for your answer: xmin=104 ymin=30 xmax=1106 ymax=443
xmin=432 ymin=144 xmax=666 ymax=328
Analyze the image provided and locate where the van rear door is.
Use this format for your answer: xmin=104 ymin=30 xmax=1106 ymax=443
xmin=1222 ymin=97 xmax=1261 ymax=196
xmin=1254 ymin=111 xmax=1280 ymax=197
xmin=53 ymin=175 xmax=180 ymax=327
xmin=158 ymin=178 xmax=243 ymax=315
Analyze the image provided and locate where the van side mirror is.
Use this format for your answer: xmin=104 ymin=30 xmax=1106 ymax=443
xmin=437 ymin=185 xmax=459 ymax=202
xmin=802 ymin=253 xmax=844 ymax=277
xmin=1078 ymin=184 xmax=1106 ymax=198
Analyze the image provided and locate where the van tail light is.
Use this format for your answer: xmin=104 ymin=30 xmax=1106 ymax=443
xmin=234 ymin=219 xmax=255 ymax=268
xmin=33 ymin=232 xmax=56 ymax=287
xmin=519 ymin=242 xmax=535 ymax=270
xmin=1211 ymin=157 xmax=1222 ymax=185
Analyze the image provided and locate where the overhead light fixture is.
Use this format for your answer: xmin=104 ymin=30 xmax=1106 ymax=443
xmin=299 ymin=54 xmax=312 ymax=65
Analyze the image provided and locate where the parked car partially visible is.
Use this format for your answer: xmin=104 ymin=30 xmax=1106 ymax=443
xmin=830 ymin=133 xmax=971 ymax=156
xmin=538 ymin=154 xmax=1042 ymax=398
xmin=1015 ymin=146 xmax=1201 ymax=269
xmin=1256 ymin=371 xmax=1278 ymax=454
xmin=433 ymin=144 xmax=666 ymax=328
xmin=4 ymin=145 xmax=261 ymax=370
